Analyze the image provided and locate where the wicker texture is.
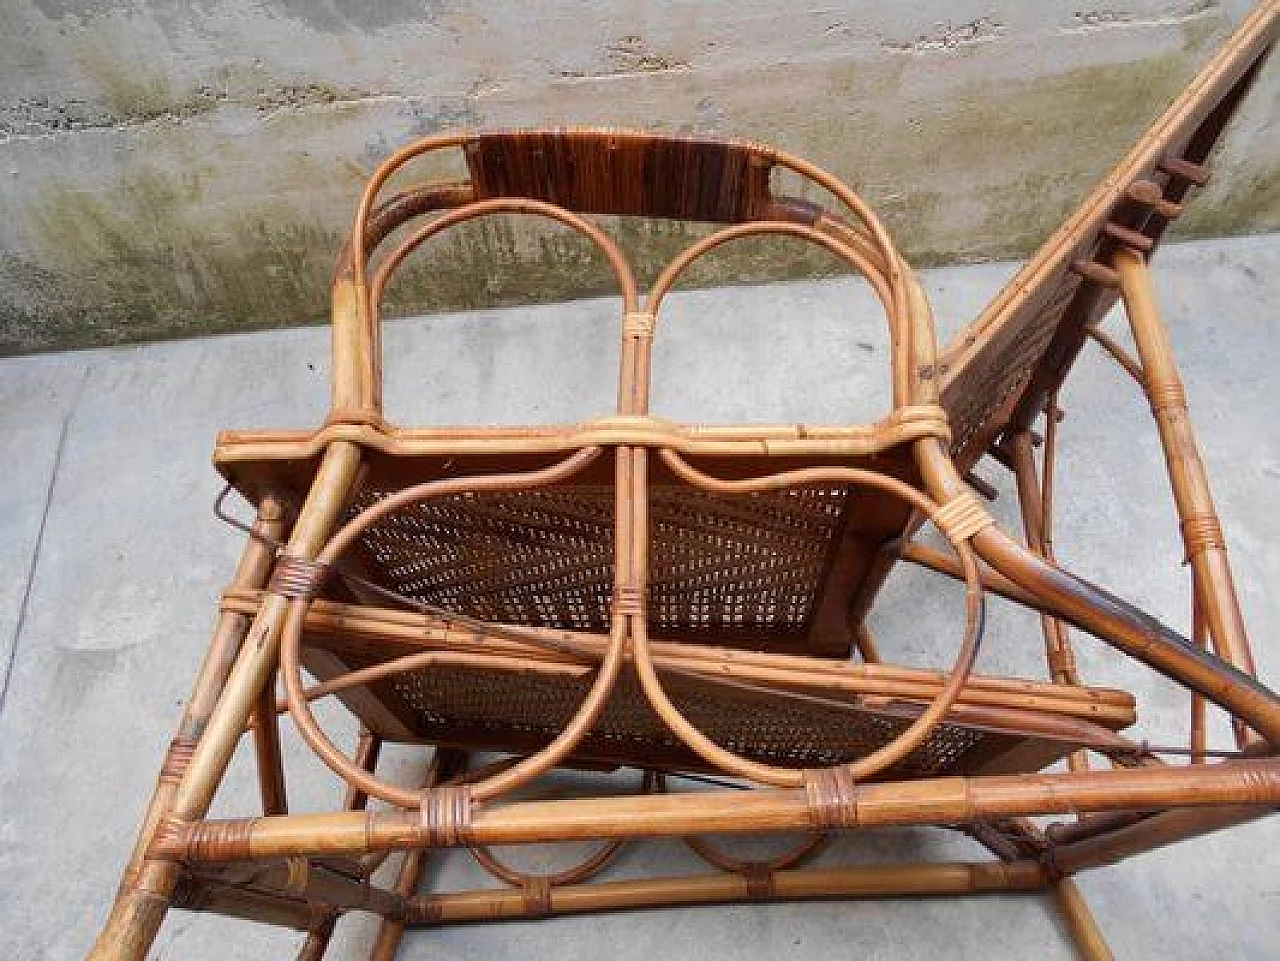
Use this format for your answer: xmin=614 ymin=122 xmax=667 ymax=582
xmin=350 ymin=483 xmax=847 ymax=639
xmin=388 ymin=666 xmax=1022 ymax=778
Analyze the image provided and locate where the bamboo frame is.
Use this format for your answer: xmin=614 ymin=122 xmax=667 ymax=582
xmin=89 ymin=6 xmax=1278 ymax=959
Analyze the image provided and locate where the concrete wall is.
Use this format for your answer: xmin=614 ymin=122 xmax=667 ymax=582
xmin=1 ymin=0 xmax=1275 ymax=354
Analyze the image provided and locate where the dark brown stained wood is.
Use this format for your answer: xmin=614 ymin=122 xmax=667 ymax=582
xmin=465 ymin=129 xmax=776 ymax=222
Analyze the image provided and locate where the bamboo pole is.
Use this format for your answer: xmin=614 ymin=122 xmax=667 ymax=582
xmin=251 ymin=680 xmax=288 ymax=816
xmin=1050 ymin=804 xmax=1271 ymax=875
xmin=88 ymin=442 xmax=362 ymax=961
xmin=406 ymin=861 xmax=1047 ymax=926
xmin=171 ymin=876 xmax=314 ymax=931
xmin=1114 ymin=249 xmax=1258 ymax=691
xmin=292 ymin=728 xmax=388 ymax=961
xmin=367 ymin=750 xmax=465 ymax=961
xmin=913 ymin=437 xmax=1280 ymax=744
xmin=1052 ymin=877 xmax=1114 ymax=961
xmin=113 ymin=496 xmax=288 ymax=896
xmin=153 ymin=759 xmax=1280 ymax=862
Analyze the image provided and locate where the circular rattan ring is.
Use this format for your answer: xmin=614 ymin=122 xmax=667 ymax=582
xmin=469 ymin=770 xmax=658 ymax=888
xmin=652 ymin=773 xmax=827 ymax=873
xmin=278 ymin=446 xmax=628 ymax=810
xmin=633 ymin=450 xmax=987 ymax=789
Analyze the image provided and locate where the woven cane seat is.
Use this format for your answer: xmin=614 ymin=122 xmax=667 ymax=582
xmin=219 ymin=439 xmax=919 ymax=656
xmin=345 ymin=483 xmax=848 ymax=642
xmin=224 ymin=590 xmax=1137 ymax=781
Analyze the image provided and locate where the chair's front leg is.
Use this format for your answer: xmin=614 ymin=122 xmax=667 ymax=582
xmin=88 ymin=441 xmax=362 ymax=961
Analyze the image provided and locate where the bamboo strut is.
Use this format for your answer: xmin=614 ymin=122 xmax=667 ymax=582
xmin=1052 ymin=877 xmax=1115 ymax=961
xmin=113 ymin=497 xmax=288 ymax=897
xmin=914 ymin=439 xmax=1280 ymax=744
xmin=1114 ymin=249 xmax=1257 ymax=689
xmin=293 ymin=728 xmax=388 ymax=960
xmin=368 ymin=751 xmax=466 ymax=961
xmin=406 ymin=861 xmax=1048 ymax=925
xmin=152 ymin=760 xmax=1279 ymax=862
xmin=1051 ymin=803 xmax=1270 ymax=875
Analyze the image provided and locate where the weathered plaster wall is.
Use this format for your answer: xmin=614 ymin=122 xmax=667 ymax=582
xmin=0 ymin=1 xmax=1275 ymax=353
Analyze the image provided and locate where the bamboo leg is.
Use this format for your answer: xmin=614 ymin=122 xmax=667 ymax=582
xmin=1052 ymin=877 xmax=1114 ymax=961
xmin=113 ymin=495 xmax=289 ymax=897
xmin=1008 ymin=430 xmax=1082 ymax=689
xmin=1114 ymin=249 xmax=1258 ymax=695
xmin=1190 ymin=591 xmax=1208 ymax=763
xmin=368 ymin=750 xmax=467 ymax=961
xmin=89 ymin=442 xmax=362 ymax=961
xmin=252 ymin=679 xmax=289 ymax=816
xmin=294 ymin=729 xmax=387 ymax=961
xmin=1008 ymin=428 xmax=1092 ymax=785
xmin=295 ymin=916 xmax=338 ymax=961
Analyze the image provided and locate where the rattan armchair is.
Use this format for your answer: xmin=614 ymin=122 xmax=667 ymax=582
xmin=89 ymin=5 xmax=1279 ymax=959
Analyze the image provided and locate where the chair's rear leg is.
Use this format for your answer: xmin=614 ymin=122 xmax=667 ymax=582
xmin=1113 ymin=249 xmax=1258 ymax=696
xmin=1007 ymin=427 xmax=1083 ymax=690
xmin=1052 ymin=876 xmax=1114 ymax=961
xmin=295 ymin=915 xmax=339 ymax=961
xmin=368 ymin=749 xmax=469 ymax=961
xmin=252 ymin=678 xmax=289 ymax=816
xmin=1006 ymin=424 xmax=1095 ymax=792
xmin=290 ymin=730 xmax=384 ymax=960
xmin=89 ymin=442 xmax=362 ymax=961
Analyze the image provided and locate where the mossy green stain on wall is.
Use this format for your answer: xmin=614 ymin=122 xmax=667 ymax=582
xmin=1 ymin=20 xmax=1273 ymax=354
xmin=3 ymin=171 xmax=341 ymax=350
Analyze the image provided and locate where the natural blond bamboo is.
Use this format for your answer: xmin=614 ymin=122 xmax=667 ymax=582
xmin=152 ymin=759 xmax=1279 ymax=862
xmin=88 ymin=11 xmax=1280 ymax=957
xmin=408 ymin=860 xmax=1048 ymax=925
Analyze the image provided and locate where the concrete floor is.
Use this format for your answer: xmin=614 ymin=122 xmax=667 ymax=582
xmin=1 ymin=234 xmax=1278 ymax=959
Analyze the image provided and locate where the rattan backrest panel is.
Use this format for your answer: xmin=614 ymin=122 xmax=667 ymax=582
xmin=465 ymin=129 xmax=775 ymax=222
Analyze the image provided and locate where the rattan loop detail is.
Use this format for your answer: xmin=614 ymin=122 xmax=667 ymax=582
xmin=743 ymin=865 xmax=777 ymax=901
xmin=893 ymin=403 xmax=954 ymax=443
xmin=407 ymin=896 xmax=444 ymax=926
xmin=322 ymin=408 xmax=389 ymax=430
xmin=182 ymin=818 xmax=256 ymax=863
xmin=932 ymin=491 xmax=995 ymax=543
xmin=612 ymin=585 xmax=646 ymax=616
xmin=804 ymin=767 xmax=859 ymax=829
xmin=419 ymin=785 xmax=473 ymax=847
xmin=268 ymin=555 xmax=330 ymax=599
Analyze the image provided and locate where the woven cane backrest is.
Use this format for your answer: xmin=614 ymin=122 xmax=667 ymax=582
xmin=939 ymin=6 xmax=1275 ymax=465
